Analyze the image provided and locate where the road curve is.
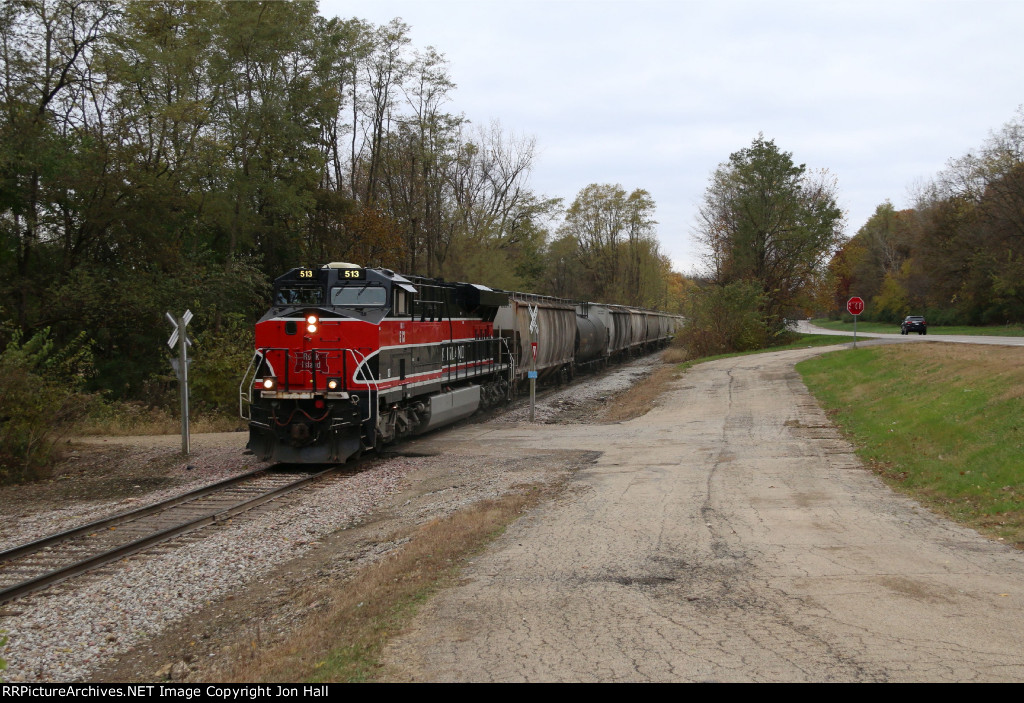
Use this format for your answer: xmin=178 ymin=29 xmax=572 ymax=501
xmin=795 ymin=319 xmax=1024 ymax=347
xmin=384 ymin=345 xmax=1024 ymax=682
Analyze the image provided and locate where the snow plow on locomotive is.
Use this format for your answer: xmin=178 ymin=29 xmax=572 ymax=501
xmin=240 ymin=263 xmax=512 ymax=464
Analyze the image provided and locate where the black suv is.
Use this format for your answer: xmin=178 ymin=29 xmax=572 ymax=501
xmin=901 ymin=316 xmax=927 ymax=335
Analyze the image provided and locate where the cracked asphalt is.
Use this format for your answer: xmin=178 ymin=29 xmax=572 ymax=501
xmin=382 ymin=345 xmax=1024 ymax=682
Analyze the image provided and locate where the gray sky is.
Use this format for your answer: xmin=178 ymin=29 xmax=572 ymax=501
xmin=319 ymin=0 xmax=1024 ymax=274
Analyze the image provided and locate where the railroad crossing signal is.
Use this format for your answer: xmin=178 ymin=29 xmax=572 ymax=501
xmin=166 ymin=310 xmax=192 ymax=455
xmin=166 ymin=310 xmax=193 ymax=351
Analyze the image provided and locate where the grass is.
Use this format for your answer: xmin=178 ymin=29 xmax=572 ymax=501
xmin=797 ymin=343 xmax=1024 ymax=547
xmin=811 ymin=317 xmax=1024 ymax=337
xmin=73 ymin=402 xmax=244 ymax=436
xmin=599 ymin=361 xmax=681 ymax=422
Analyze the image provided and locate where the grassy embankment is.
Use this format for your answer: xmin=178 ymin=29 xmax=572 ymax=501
xmin=797 ymin=343 xmax=1024 ymax=547
xmin=811 ymin=317 xmax=1024 ymax=337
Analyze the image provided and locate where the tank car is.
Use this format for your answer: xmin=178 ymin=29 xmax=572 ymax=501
xmin=240 ymin=263 xmax=511 ymax=463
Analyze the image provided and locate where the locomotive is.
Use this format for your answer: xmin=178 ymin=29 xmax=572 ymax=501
xmin=240 ymin=262 xmax=681 ymax=464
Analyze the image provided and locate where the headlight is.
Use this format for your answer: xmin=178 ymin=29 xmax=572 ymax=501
xmin=261 ymin=377 xmax=277 ymax=391
xmin=306 ymin=313 xmax=319 ymax=334
xmin=327 ymin=378 xmax=340 ymax=391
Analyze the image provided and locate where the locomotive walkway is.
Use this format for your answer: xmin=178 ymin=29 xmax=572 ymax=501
xmin=383 ymin=344 xmax=1024 ymax=682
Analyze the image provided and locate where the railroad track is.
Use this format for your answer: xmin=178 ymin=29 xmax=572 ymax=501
xmin=0 ymin=465 xmax=338 ymax=605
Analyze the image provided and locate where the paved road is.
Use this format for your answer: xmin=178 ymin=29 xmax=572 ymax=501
xmin=384 ymin=345 xmax=1024 ymax=682
xmin=796 ymin=319 xmax=1024 ymax=346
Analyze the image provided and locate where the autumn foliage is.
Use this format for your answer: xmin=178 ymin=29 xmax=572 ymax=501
xmin=830 ymin=108 xmax=1024 ymax=325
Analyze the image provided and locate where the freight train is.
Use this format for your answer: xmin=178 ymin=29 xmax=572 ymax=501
xmin=240 ymin=262 xmax=681 ymax=464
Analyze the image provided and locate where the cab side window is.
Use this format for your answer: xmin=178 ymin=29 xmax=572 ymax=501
xmin=393 ymin=290 xmax=409 ymax=316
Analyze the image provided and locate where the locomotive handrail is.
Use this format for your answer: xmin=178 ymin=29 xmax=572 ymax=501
xmin=348 ymin=346 xmax=378 ymax=425
xmin=239 ymin=350 xmax=265 ymax=420
xmin=499 ymin=336 xmax=515 ymax=399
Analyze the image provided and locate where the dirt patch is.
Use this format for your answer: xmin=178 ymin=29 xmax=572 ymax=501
xmin=0 ymin=433 xmax=253 ymax=508
xmin=0 ymin=444 xmax=193 ymax=530
xmin=596 ymin=363 xmax=681 ymax=423
xmin=0 ymin=432 xmax=266 ymax=552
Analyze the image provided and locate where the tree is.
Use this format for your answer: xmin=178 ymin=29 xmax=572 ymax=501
xmin=695 ymin=135 xmax=844 ymax=330
xmin=828 ymin=201 xmax=915 ymax=321
xmin=930 ymin=107 xmax=1024 ymax=322
xmin=557 ymin=183 xmax=661 ymax=305
xmin=0 ymin=1 xmax=572 ymax=417
xmin=0 ymin=0 xmax=116 ymax=329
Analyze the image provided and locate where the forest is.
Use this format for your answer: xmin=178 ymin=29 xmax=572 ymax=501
xmin=829 ymin=108 xmax=1024 ymax=326
xmin=5 ymin=1 xmax=1019 ymax=482
xmin=0 ymin=2 xmax=680 ymax=401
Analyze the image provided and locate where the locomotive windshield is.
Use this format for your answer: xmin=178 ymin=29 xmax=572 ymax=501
xmin=274 ymin=285 xmax=324 ymax=306
xmin=331 ymin=284 xmax=386 ymax=306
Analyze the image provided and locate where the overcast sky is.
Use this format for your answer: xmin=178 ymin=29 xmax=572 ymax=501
xmin=319 ymin=0 xmax=1023 ymax=274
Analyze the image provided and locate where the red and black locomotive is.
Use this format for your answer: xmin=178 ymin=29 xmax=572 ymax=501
xmin=241 ymin=262 xmax=511 ymax=463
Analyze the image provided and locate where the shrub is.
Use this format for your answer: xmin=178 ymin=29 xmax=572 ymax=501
xmin=189 ymin=313 xmax=256 ymax=414
xmin=0 ymin=329 xmax=93 ymax=484
xmin=679 ymin=281 xmax=771 ymax=358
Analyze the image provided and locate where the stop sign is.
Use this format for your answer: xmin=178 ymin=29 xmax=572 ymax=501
xmin=847 ymin=296 xmax=865 ymax=316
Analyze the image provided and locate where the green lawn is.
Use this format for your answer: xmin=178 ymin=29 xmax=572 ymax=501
xmin=797 ymin=343 xmax=1024 ymax=547
xmin=810 ymin=317 xmax=1024 ymax=337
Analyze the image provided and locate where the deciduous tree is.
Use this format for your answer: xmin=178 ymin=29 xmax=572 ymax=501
xmin=557 ymin=183 xmax=662 ymax=305
xmin=695 ymin=135 xmax=844 ymax=329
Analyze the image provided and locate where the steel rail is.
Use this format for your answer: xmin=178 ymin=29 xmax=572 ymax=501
xmin=0 ymin=465 xmax=271 ymax=564
xmin=0 ymin=466 xmax=337 ymax=605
